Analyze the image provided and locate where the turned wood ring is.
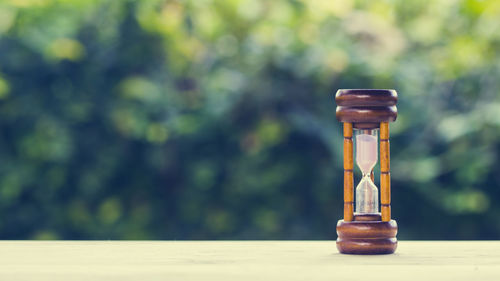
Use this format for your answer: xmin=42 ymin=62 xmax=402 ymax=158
xmin=335 ymin=89 xmax=398 ymax=129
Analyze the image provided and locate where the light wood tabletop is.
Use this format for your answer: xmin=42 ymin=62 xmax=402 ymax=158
xmin=0 ymin=241 xmax=499 ymax=281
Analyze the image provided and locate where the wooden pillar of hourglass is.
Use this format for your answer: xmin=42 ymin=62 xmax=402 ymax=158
xmin=335 ymin=89 xmax=398 ymax=255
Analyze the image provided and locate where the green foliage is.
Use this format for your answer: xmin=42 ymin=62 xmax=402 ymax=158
xmin=0 ymin=0 xmax=499 ymax=239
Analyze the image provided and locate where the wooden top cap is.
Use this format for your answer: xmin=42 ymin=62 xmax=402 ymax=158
xmin=335 ymin=89 xmax=398 ymax=128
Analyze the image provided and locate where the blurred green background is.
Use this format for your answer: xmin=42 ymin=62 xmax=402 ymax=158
xmin=0 ymin=0 xmax=499 ymax=240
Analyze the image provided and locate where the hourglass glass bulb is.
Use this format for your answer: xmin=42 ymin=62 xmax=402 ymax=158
xmin=356 ymin=133 xmax=377 ymax=174
xmin=355 ymin=131 xmax=379 ymax=213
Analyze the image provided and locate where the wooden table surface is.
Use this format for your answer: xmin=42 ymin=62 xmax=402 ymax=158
xmin=0 ymin=241 xmax=499 ymax=281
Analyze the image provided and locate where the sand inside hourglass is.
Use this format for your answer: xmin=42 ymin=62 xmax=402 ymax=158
xmin=356 ymin=134 xmax=377 ymax=174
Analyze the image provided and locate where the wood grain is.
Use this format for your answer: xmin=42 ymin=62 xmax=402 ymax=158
xmin=380 ymin=173 xmax=391 ymax=204
xmin=336 ymin=106 xmax=397 ymax=124
xmin=381 ymin=205 xmax=391 ymax=221
xmin=380 ymin=122 xmax=391 ymax=222
xmin=354 ymin=213 xmax=381 ymax=221
xmin=1 ymin=241 xmax=497 ymax=281
xmin=343 ymin=122 xmax=354 ymax=222
xmin=335 ymin=89 xmax=398 ymax=130
xmin=336 ymin=237 xmax=397 ymax=254
xmin=336 ymin=217 xmax=398 ymax=254
xmin=335 ymin=89 xmax=398 ymax=107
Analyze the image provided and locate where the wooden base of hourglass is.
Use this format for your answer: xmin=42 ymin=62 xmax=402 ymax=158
xmin=336 ymin=213 xmax=397 ymax=255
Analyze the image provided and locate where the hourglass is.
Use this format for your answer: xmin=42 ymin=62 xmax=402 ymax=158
xmin=335 ymin=89 xmax=398 ymax=254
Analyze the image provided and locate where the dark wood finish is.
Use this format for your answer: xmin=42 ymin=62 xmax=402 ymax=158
xmin=353 ymin=122 xmax=380 ymax=129
xmin=380 ymin=122 xmax=391 ymax=222
xmin=336 ymin=216 xmax=398 ymax=254
xmin=343 ymin=123 xmax=354 ymax=222
xmin=335 ymin=89 xmax=397 ymax=107
xmin=335 ymin=106 xmax=397 ymax=124
xmin=335 ymin=89 xmax=398 ymax=129
xmin=354 ymin=213 xmax=381 ymax=221
xmin=336 ymin=237 xmax=397 ymax=255
xmin=337 ymin=219 xmax=397 ymax=239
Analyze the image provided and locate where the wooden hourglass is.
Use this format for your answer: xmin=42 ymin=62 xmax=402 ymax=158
xmin=335 ymin=89 xmax=398 ymax=255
